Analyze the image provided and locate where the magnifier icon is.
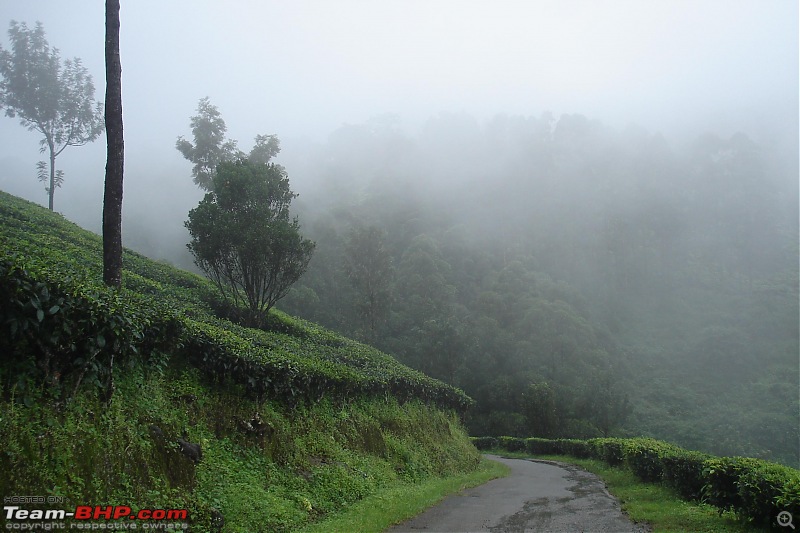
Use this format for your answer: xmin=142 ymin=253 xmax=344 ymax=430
xmin=779 ymin=511 xmax=795 ymax=529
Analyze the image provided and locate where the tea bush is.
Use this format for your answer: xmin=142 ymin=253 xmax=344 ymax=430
xmin=704 ymin=456 xmax=800 ymax=527
xmin=471 ymin=436 xmax=498 ymax=450
xmin=588 ymin=437 xmax=627 ymax=466
xmin=660 ymin=448 xmax=710 ymax=501
xmin=622 ymin=438 xmax=674 ymax=482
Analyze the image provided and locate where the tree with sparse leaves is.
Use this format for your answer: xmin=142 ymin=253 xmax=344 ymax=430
xmin=176 ymin=97 xmax=239 ymax=190
xmin=0 ymin=21 xmax=104 ymax=211
xmin=176 ymin=97 xmax=280 ymax=191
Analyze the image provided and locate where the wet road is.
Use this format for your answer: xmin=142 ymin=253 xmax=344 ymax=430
xmin=387 ymin=455 xmax=650 ymax=533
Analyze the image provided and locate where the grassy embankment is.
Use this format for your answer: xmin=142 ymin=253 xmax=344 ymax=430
xmin=0 ymin=190 xmax=499 ymax=532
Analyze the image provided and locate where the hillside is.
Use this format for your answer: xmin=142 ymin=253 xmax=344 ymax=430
xmin=0 ymin=190 xmax=480 ymax=531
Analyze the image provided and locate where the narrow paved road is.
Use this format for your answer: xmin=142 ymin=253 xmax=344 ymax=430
xmin=388 ymin=455 xmax=650 ymax=533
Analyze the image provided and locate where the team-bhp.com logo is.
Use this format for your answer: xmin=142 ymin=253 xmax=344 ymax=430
xmin=4 ymin=503 xmax=189 ymax=530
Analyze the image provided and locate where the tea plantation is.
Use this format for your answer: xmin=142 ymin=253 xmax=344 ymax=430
xmin=0 ymin=191 xmax=479 ymax=531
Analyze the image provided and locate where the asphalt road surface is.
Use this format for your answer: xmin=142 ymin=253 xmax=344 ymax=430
xmin=387 ymin=455 xmax=650 ymax=533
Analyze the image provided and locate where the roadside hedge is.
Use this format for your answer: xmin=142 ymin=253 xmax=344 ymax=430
xmin=473 ymin=435 xmax=800 ymax=528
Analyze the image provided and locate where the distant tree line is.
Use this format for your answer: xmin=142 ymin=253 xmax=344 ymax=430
xmin=276 ymin=113 xmax=797 ymax=465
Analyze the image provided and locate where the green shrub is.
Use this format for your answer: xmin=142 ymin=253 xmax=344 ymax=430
xmin=488 ymin=437 xmax=591 ymax=458
xmin=623 ymin=438 xmax=673 ymax=483
xmin=737 ymin=461 xmax=798 ymax=526
xmin=587 ymin=437 xmax=627 ymax=466
xmin=704 ymin=457 xmax=800 ymax=526
xmin=497 ymin=436 xmax=526 ymax=452
xmin=470 ymin=436 xmax=498 ymax=451
xmin=777 ymin=477 xmax=800 ymax=524
xmin=524 ymin=437 xmax=560 ymax=455
xmin=0 ymin=254 xmax=183 ymax=399
xmin=558 ymin=438 xmax=591 ymax=458
xmin=703 ymin=457 xmax=760 ymax=517
xmin=660 ymin=448 xmax=710 ymax=501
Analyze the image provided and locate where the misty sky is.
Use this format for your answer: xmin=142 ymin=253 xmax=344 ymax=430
xmin=0 ymin=1 xmax=796 ymax=237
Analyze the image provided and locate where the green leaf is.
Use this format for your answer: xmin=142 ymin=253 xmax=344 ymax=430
xmin=49 ymin=305 xmax=60 ymax=314
xmin=96 ymin=334 xmax=106 ymax=348
xmin=36 ymin=308 xmax=44 ymax=322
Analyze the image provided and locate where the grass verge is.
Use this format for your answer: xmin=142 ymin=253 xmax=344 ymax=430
xmin=489 ymin=450 xmax=765 ymax=532
xmin=299 ymin=457 xmax=510 ymax=533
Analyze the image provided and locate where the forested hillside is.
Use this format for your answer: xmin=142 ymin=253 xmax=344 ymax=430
xmin=275 ymin=112 xmax=799 ymax=466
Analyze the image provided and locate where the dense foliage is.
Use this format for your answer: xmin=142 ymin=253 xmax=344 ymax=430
xmin=475 ymin=435 xmax=800 ymax=528
xmin=186 ymin=160 xmax=315 ymax=328
xmin=274 ymin=113 xmax=798 ymax=465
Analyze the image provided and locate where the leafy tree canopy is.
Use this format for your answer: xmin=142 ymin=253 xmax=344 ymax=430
xmin=185 ymin=160 xmax=315 ymax=327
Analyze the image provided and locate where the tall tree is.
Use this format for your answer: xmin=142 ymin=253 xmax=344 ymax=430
xmin=522 ymin=381 xmax=559 ymax=438
xmin=0 ymin=21 xmax=104 ymax=210
xmin=185 ymin=160 xmax=315 ymax=327
xmin=343 ymin=225 xmax=393 ymax=341
xmin=102 ymin=0 xmax=124 ymax=288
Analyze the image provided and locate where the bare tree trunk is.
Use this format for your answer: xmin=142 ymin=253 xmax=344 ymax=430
xmin=48 ymin=149 xmax=55 ymax=211
xmin=103 ymin=0 xmax=124 ymax=288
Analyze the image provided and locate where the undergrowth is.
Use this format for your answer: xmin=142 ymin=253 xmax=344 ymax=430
xmin=0 ymin=363 xmax=479 ymax=532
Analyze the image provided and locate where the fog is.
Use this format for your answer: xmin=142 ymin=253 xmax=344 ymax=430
xmin=0 ymin=1 xmax=796 ymax=258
